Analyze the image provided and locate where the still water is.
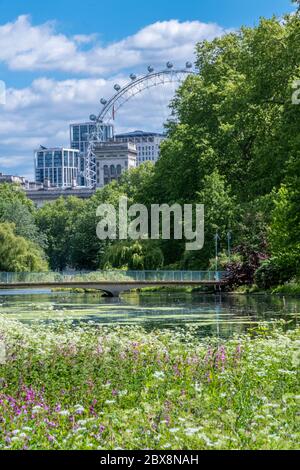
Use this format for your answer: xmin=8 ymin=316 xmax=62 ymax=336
xmin=0 ymin=289 xmax=299 ymax=338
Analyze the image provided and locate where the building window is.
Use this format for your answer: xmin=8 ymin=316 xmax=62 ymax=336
xmin=54 ymin=151 xmax=62 ymax=167
xmin=37 ymin=154 xmax=44 ymax=167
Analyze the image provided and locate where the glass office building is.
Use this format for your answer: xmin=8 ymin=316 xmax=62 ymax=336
xmin=70 ymin=122 xmax=114 ymax=185
xmin=35 ymin=147 xmax=81 ymax=188
xmin=70 ymin=122 xmax=114 ymax=154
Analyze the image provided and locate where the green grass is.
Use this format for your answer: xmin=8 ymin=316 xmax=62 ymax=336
xmin=272 ymin=282 xmax=300 ymax=295
xmin=51 ymin=288 xmax=105 ymax=294
xmin=0 ymin=318 xmax=299 ymax=450
xmin=231 ymin=282 xmax=300 ymax=296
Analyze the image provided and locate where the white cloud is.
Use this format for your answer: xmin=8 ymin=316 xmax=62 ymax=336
xmin=0 ymin=15 xmax=228 ymax=75
xmin=0 ymin=155 xmax=29 ymax=169
xmin=0 ymin=75 xmax=179 ymax=178
xmin=0 ymin=15 xmax=229 ymax=178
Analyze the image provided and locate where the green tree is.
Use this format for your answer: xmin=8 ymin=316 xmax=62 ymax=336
xmin=182 ymin=170 xmax=236 ymax=269
xmin=0 ymin=200 xmax=46 ymax=249
xmin=0 ymin=223 xmax=48 ymax=272
xmin=36 ymin=197 xmax=86 ymax=270
xmin=0 ymin=183 xmax=34 ymax=215
xmin=269 ymin=186 xmax=300 ymax=262
xmin=69 ymin=182 xmax=127 ymax=270
xmin=155 ymin=13 xmax=300 ymax=203
xmin=104 ymin=240 xmax=164 ymax=270
xmin=119 ymin=162 xmax=155 ymax=205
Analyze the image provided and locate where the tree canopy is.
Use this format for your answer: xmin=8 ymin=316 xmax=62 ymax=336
xmin=0 ymin=223 xmax=48 ymax=272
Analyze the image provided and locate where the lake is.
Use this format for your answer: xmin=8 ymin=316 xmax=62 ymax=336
xmin=0 ymin=289 xmax=299 ymax=338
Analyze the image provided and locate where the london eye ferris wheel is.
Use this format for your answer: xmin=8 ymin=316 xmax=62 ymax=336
xmin=85 ymin=61 xmax=196 ymax=187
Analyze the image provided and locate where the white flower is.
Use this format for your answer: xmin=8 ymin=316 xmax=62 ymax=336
xmin=74 ymin=427 xmax=87 ymax=433
xmin=169 ymin=428 xmax=180 ymax=433
xmin=185 ymin=427 xmax=200 ymax=436
xmin=32 ymin=405 xmax=43 ymax=414
xmin=153 ymin=371 xmax=165 ymax=380
xmin=77 ymin=420 xmax=87 ymax=426
xmin=74 ymin=405 xmax=85 ymax=414
xmin=105 ymin=400 xmax=116 ymax=405
xmin=59 ymin=410 xmax=70 ymax=416
xmin=278 ymin=370 xmax=296 ymax=375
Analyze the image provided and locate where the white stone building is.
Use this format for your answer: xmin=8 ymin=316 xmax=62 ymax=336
xmin=94 ymin=141 xmax=137 ymax=187
xmin=114 ymin=130 xmax=166 ymax=165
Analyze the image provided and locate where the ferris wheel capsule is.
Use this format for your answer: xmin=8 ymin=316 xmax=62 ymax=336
xmin=114 ymin=84 xmax=121 ymax=91
xmin=147 ymin=65 xmax=154 ymax=73
xmin=186 ymin=61 xmax=193 ymax=69
xmin=166 ymin=62 xmax=173 ymax=69
xmin=89 ymin=114 xmax=97 ymax=121
xmin=100 ymin=98 xmax=107 ymax=105
xmin=130 ymin=73 xmax=137 ymax=81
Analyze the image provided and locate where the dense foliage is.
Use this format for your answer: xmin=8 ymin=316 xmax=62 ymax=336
xmin=0 ymin=185 xmax=48 ymax=272
xmin=104 ymin=240 xmax=164 ymax=270
xmin=0 ymin=223 xmax=48 ymax=272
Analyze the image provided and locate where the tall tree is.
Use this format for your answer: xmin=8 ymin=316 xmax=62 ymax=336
xmin=36 ymin=197 xmax=86 ymax=270
xmin=155 ymin=13 xmax=300 ymax=203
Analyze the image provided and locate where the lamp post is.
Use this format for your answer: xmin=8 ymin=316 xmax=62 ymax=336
xmin=214 ymin=231 xmax=220 ymax=274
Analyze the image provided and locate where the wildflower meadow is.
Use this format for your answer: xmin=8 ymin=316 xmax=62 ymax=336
xmin=0 ymin=317 xmax=299 ymax=450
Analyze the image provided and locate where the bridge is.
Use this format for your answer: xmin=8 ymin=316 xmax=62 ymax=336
xmin=0 ymin=271 xmax=227 ymax=297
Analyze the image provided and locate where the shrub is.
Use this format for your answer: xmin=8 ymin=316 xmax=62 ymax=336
xmin=254 ymin=255 xmax=299 ymax=290
xmin=224 ymin=246 xmax=267 ymax=289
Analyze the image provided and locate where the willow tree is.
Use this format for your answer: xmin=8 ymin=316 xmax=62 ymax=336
xmin=0 ymin=223 xmax=48 ymax=272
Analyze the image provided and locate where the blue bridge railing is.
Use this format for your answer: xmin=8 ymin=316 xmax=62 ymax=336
xmin=0 ymin=271 xmax=227 ymax=284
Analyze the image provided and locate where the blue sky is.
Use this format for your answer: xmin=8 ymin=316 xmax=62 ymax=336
xmin=0 ymin=0 xmax=294 ymax=41
xmin=0 ymin=0 xmax=296 ymax=179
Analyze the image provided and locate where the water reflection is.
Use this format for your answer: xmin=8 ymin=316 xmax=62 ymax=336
xmin=0 ymin=290 xmax=299 ymax=338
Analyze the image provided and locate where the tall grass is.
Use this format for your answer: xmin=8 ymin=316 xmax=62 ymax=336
xmin=0 ymin=318 xmax=299 ymax=450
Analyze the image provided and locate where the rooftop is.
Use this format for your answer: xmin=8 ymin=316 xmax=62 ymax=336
xmin=115 ymin=130 xmax=166 ymax=138
xmin=34 ymin=146 xmax=79 ymax=152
